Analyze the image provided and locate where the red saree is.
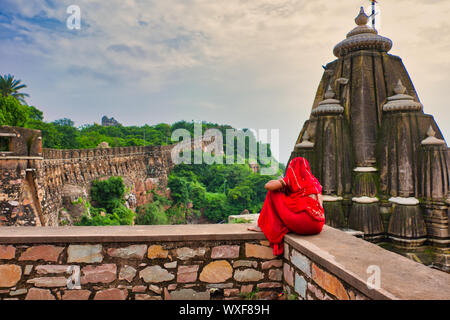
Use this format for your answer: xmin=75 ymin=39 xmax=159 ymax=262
xmin=257 ymin=157 xmax=325 ymax=256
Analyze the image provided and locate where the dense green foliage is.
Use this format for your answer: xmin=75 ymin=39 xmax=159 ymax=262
xmin=135 ymin=191 xmax=193 ymax=225
xmin=0 ymin=76 xmax=286 ymax=226
xmin=90 ymin=176 xmax=126 ymax=212
xmin=0 ymin=96 xmax=30 ymax=127
xmin=166 ymin=160 xmax=278 ymax=222
xmin=76 ymin=177 xmax=135 ymax=226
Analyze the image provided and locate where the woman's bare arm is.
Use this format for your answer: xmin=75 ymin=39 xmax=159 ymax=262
xmin=265 ymin=180 xmax=283 ymax=191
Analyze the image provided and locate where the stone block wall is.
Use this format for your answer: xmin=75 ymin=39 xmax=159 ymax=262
xmin=37 ymin=145 xmax=174 ymax=226
xmin=0 ymin=140 xmax=175 ymax=226
xmin=2 ymin=224 xmax=448 ymax=300
xmin=0 ymin=159 xmax=43 ymax=226
xmin=282 ymin=242 xmax=368 ymax=300
xmin=0 ymin=239 xmax=284 ymax=300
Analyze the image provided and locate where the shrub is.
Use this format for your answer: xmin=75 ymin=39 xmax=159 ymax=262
xmin=135 ymin=202 xmax=168 ymax=225
xmin=167 ymin=175 xmax=190 ymax=204
xmin=90 ymin=176 xmax=125 ymax=212
xmin=227 ymin=185 xmax=256 ymax=215
xmin=112 ymin=205 xmax=135 ymax=225
xmin=202 ymin=192 xmax=229 ymax=222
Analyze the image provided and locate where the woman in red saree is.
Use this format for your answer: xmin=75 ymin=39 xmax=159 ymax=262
xmin=248 ymin=157 xmax=325 ymax=256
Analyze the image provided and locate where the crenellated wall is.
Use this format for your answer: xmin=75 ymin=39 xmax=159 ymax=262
xmin=0 ymin=126 xmax=181 ymax=227
xmin=0 ymin=225 xmax=448 ymax=300
xmin=36 ymin=145 xmax=174 ymax=226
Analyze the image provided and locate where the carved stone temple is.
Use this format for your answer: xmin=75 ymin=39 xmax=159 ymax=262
xmin=289 ymin=8 xmax=450 ymax=271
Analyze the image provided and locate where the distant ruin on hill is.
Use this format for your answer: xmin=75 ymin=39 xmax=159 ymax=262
xmin=101 ymin=116 xmax=121 ymax=127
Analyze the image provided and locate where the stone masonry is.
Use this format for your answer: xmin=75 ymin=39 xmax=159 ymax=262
xmin=0 ymin=126 xmax=219 ymax=227
xmin=1 ymin=224 xmax=449 ymax=300
xmin=0 ymin=240 xmax=285 ymax=301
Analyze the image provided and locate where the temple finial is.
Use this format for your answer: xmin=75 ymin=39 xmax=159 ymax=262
xmin=394 ymin=79 xmax=407 ymax=95
xmin=324 ymin=85 xmax=335 ymax=99
xmin=303 ymin=131 xmax=309 ymax=140
xmin=427 ymin=126 xmax=436 ymax=138
xmin=355 ymin=7 xmax=369 ymax=26
xmin=295 ymin=130 xmax=314 ymax=149
xmin=421 ymin=125 xmax=445 ymax=145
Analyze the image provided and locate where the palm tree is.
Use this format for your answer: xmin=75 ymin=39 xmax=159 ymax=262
xmin=0 ymin=74 xmax=29 ymax=104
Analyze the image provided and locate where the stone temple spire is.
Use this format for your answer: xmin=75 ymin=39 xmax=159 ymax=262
xmin=333 ymin=7 xmax=392 ymax=58
xmin=289 ymin=7 xmax=450 ymax=271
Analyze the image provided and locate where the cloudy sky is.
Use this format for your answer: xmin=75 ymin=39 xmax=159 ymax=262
xmin=1 ymin=0 xmax=449 ymax=164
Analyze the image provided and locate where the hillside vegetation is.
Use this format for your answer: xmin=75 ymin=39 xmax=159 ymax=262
xmin=0 ymin=85 xmax=285 ymax=225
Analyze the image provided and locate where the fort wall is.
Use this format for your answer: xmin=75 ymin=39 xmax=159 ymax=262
xmin=0 ymin=126 xmax=176 ymax=226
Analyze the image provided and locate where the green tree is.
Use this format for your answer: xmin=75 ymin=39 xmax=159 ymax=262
xmin=52 ymin=118 xmax=80 ymax=149
xmin=28 ymin=106 xmax=44 ymax=121
xmin=90 ymin=176 xmax=126 ymax=212
xmin=227 ymin=185 xmax=256 ymax=215
xmin=189 ymin=181 xmax=207 ymax=209
xmin=167 ymin=175 xmax=191 ymax=204
xmin=0 ymin=74 xmax=29 ymax=104
xmin=0 ymin=96 xmax=30 ymax=127
xmin=135 ymin=202 xmax=168 ymax=225
xmin=27 ymin=120 xmax=62 ymax=148
xmin=202 ymin=192 xmax=229 ymax=222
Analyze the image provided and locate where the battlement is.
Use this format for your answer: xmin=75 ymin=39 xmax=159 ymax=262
xmin=0 ymin=125 xmax=225 ymax=227
xmin=0 ymin=126 xmax=177 ymax=227
xmin=41 ymin=145 xmax=173 ymax=161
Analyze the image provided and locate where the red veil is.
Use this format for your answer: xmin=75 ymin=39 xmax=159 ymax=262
xmin=257 ymin=157 xmax=324 ymax=255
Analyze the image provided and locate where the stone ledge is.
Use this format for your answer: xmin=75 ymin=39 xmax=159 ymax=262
xmin=285 ymin=226 xmax=450 ymax=300
xmin=0 ymin=224 xmax=449 ymax=300
xmin=0 ymin=224 xmax=266 ymax=244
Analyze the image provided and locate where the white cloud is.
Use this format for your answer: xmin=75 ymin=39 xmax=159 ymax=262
xmin=1 ymin=0 xmax=450 ymax=163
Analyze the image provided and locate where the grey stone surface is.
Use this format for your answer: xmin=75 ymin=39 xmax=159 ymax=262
xmin=119 ymin=265 xmax=137 ymax=282
xmin=0 ymin=224 xmax=266 ymax=244
xmin=233 ymin=260 xmax=258 ymax=268
xmin=294 ymin=273 xmax=307 ymax=299
xmin=290 ymin=250 xmax=311 ymax=277
xmin=175 ymin=247 xmax=207 ymax=260
xmin=139 ymin=266 xmax=174 ymax=283
xmin=233 ymin=269 xmax=264 ymax=282
xmin=67 ymin=244 xmax=103 ymax=263
xmin=107 ymin=245 xmax=147 ymax=259
xmin=286 ymin=226 xmax=450 ymax=300
xmin=170 ymin=288 xmax=210 ymax=300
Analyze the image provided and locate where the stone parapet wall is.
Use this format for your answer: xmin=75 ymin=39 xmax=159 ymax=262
xmin=0 ymin=224 xmax=448 ymax=300
xmin=1 ymin=125 xmax=222 ymax=227
xmin=37 ymin=147 xmax=171 ymax=226
xmin=282 ymin=242 xmax=369 ymax=300
xmin=1 ymin=136 xmax=176 ymax=226
xmin=0 ymin=241 xmax=285 ymax=300
xmin=0 ymin=227 xmax=282 ymax=300
xmin=41 ymin=145 xmax=173 ymax=160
